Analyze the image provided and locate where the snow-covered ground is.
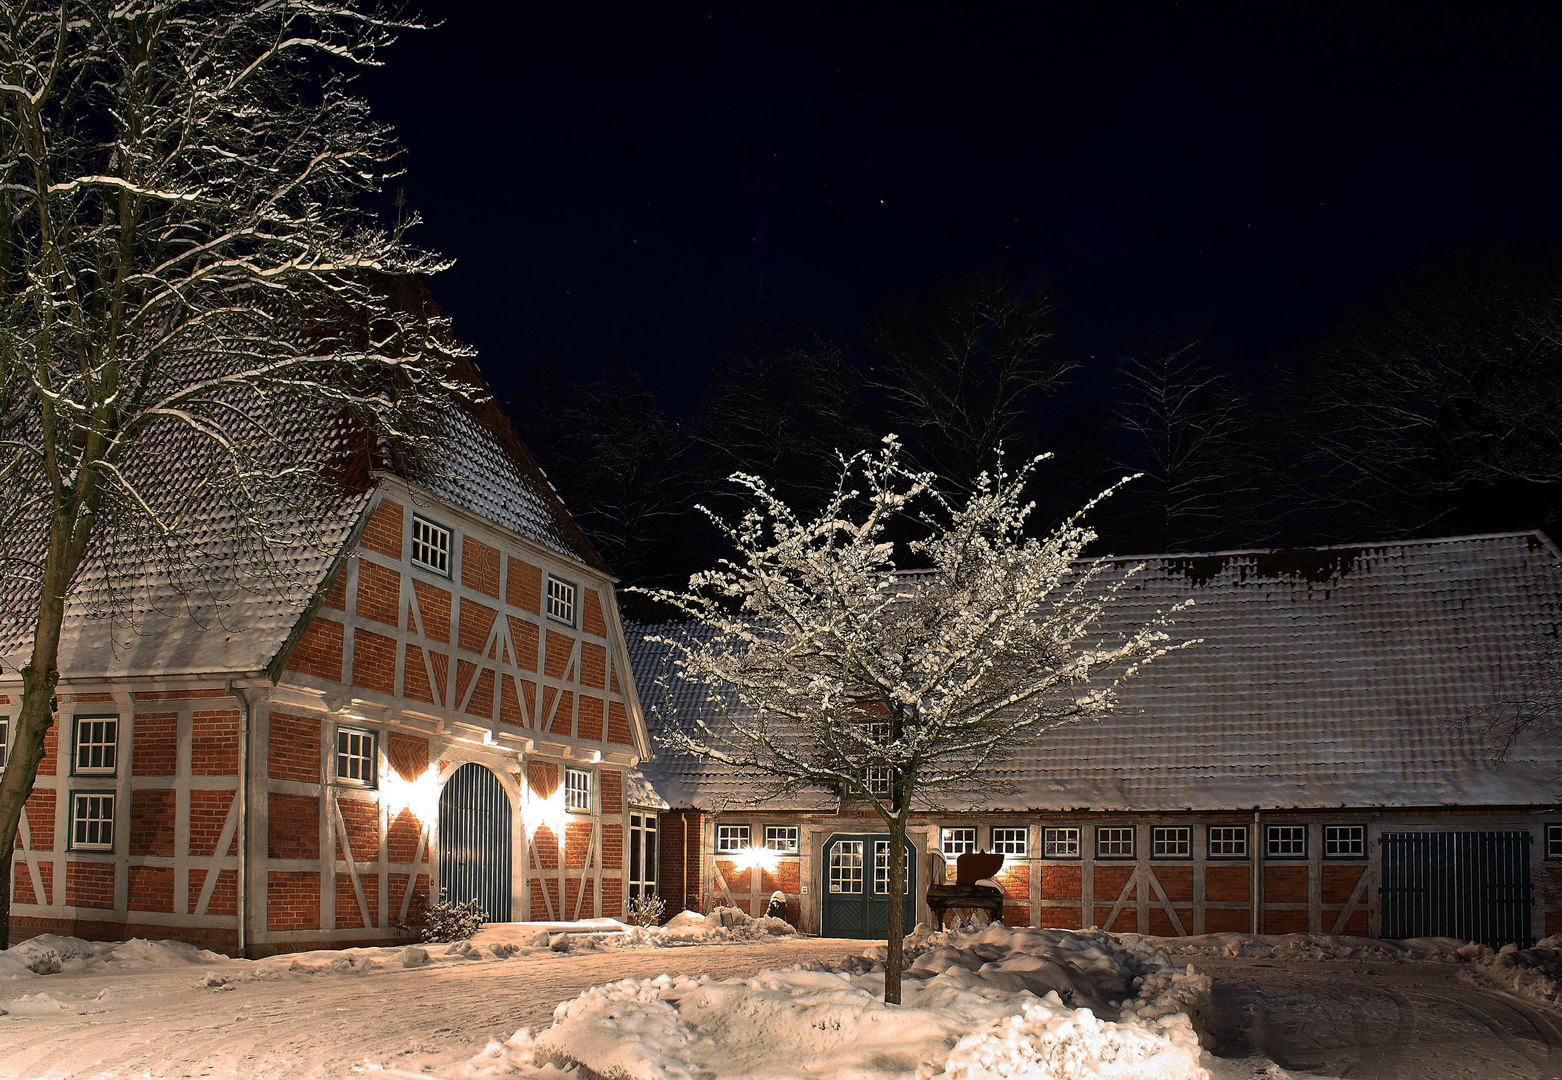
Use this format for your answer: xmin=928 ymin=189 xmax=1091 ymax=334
xmin=3 ymin=922 xmax=1559 ymax=1079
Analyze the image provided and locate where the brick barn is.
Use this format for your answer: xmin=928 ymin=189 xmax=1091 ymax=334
xmin=2 ymin=367 xmax=659 ymax=956
xmin=628 ymin=532 xmax=1562 ymax=946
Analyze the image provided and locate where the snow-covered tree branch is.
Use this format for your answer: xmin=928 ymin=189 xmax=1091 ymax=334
xmin=0 ymin=1 xmax=470 ymax=947
xmin=638 ymin=437 xmax=1194 ymax=1002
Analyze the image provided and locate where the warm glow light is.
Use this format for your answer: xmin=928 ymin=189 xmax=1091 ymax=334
xmin=523 ymin=781 xmax=569 ymax=842
xmin=732 ymin=844 xmax=781 ymax=873
xmin=382 ymin=763 xmax=441 ymax=823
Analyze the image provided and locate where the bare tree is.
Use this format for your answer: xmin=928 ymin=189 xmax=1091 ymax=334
xmin=640 ymin=438 xmax=1190 ymax=1003
xmin=1465 ymin=627 xmax=1562 ymax=768
xmin=1112 ymin=342 xmax=1258 ymax=552
xmin=871 ymin=273 xmax=1072 ymax=492
xmin=0 ymin=2 xmax=465 ymax=946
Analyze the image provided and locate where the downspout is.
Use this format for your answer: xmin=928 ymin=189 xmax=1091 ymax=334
xmin=226 ymin=682 xmax=251 ymax=957
xmin=1252 ymin=809 xmax=1262 ymax=935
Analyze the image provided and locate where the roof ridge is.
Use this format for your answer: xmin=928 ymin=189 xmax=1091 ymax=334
xmin=1090 ymin=529 xmax=1554 ymax=564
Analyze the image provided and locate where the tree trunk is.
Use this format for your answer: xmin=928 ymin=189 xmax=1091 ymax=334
xmin=884 ymin=814 xmax=908 ymax=1005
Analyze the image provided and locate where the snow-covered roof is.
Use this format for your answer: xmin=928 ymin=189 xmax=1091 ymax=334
xmin=626 ymin=531 xmax=1562 ymax=812
xmin=0 ymin=352 xmax=601 ymax=683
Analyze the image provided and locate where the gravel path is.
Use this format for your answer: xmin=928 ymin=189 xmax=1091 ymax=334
xmin=0 ymin=938 xmax=867 ymax=1079
xmin=1198 ymin=957 xmax=1562 ymax=1080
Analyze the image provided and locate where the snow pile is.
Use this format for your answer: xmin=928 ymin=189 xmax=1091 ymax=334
xmin=655 ymin=905 xmax=797 ymax=943
xmin=0 ymin=933 xmax=225 ymax=980
xmin=1490 ymin=937 xmax=1562 ymax=1002
xmin=1145 ymin=931 xmax=1476 ymax=964
xmin=447 ymin=923 xmax=1211 ymax=1080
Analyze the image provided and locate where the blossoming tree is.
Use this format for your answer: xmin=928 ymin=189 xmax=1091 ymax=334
xmin=643 ymin=437 xmax=1192 ymax=1004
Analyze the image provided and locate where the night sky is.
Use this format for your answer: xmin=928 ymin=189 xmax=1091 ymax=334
xmin=360 ymin=3 xmax=1562 ymax=411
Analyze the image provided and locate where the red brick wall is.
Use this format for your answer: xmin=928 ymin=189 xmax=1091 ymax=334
xmin=544 ymin=631 xmax=574 ymax=680
xmin=404 ymin=645 xmax=436 ymax=704
xmin=583 ymin=590 xmax=607 ymax=637
xmin=508 ymin=616 xmax=539 ymax=671
xmin=285 ymin=617 xmax=344 ymax=681
xmin=1155 ymin=865 xmax=1195 ymax=902
xmin=268 ymin=793 xmax=320 ymax=859
xmin=268 ymin=871 xmax=321 ymax=930
xmin=336 ymin=874 xmax=381 ymax=929
xmin=22 ymin=790 xmax=54 ymax=850
xmin=190 ymin=868 xmax=238 ymax=916
xmin=465 ymin=668 xmax=495 ymax=718
xmin=129 ymin=789 xmax=176 ymax=857
xmin=1322 ymin=864 xmax=1364 ymax=904
xmin=532 ymin=827 xmax=559 ymax=870
xmin=462 ymin=536 xmax=501 ymax=598
xmin=1205 ymin=865 xmax=1250 ymax=902
xmin=387 ymin=732 xmax=429 ymax=780
xmin=580 ymin=642 xmax=607 ymax=689
xmin=507 ymin=557 xmax=542 ymax=614
xmin=268 ymin=712 xmax=320 ymax=782
xmin=39 ymin=724 xmax=57 ymax=775
xmin=566 ymin=878 xmax=593 ymax=920
xmin=361 ymin=499 xmax=404 ymax=559
xmin=608 ymin=702 xmax=632 ymax=746
xmin=128 ymin=866 xmax=174 ymax=913
xmin=338 ymin=797 xmax=379 ymax=862
xmin=1205 ymin=909 xmax=1252 ymax=933
xmin=352 ymin=628 xmax=398 ymax=694
xmin=132 ymin=712 xmax=178 ymax=776
xmin=602 ymin=823 xmax=623 ymax=870
xmin=599 ymin=770 xmax=623 ymax=815
xmin=13 ymin=866 xmax=43 ymax=905
xmin=191 ymin=709 xmax=240 ymax=775
xmin=1264 ymin=865 xmax=1308 ymax=903
xmin=322 ymin=572 xmax=349 ymax=610
xmin=532 ymin=878 xmax=560 ymax=920
xmin=66 ymin=862 xmax=116 ymax=909
xmin=389 ymin=809 xmax=423 ymax=862
xmin=1040 ymin=864 xmax=1081 ymax=900
xmin=189 ymin=790 xmax=235 ymax=857
xmin=356 ymin=560 xmax=402 ymax=626
xmin=389 ymin=872 xmax=429 ymax=921
xmin=412 ymin=580 xmax=452 ymax=642
xmin=565 ymin=822 xmax=593 ymax=870
xmin=458 ymin=598 xmax=499 ymax=656
xmin=500 ymin=674 xmax=527 ymax=727
xmin=430 ymin=652 xmax=449 ymax=702
xmin=578 ymin=695 xmax=604 ymax=741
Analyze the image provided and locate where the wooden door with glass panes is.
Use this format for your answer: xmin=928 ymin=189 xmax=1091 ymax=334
xmin=820 ymin=833 xmax=917 ymax=938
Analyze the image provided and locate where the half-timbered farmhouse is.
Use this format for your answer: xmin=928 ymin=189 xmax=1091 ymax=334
xmin=3 ymin=362 xmax=657 ymax=956
xmin=628 ymin=531 xmax=1562 ymax=946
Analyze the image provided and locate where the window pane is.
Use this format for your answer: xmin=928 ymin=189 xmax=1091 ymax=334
xmin=75 ymin=718 xmax=118 ymax=773
xmin=1097 ymin=827 xmax=1134 ymax=858
xmin=1324 ymin=825 xmax=1366 ymax=858
xmin=548 ymin=577 xmax=577 ymax=624
xmin=1043 ymin=827 xmax=1080 ymax=858
xmin=1549 ymin=825 xmax=1562 ymax=860
xmin=1209 ymin=826 xmax=1248 ymax=857
xmin=829 ymin=841 xmax=863 ymax=894
xmin=991 ymin=828 xmax=1028 ymax=855
xmin=1266 ymin=825 xmax=1307 ymax=857
xmin=764 ymin=826 xmax=799 ymax=852
xmin=411 ymin=516 xmax=451 ymax=575
xmin=1152 ymin=827 xmax=1191 ymax=857
xmin=942 ymin=828 xmax=977 ymax=855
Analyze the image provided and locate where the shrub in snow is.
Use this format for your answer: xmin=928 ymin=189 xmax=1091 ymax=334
xmin=420 ymin=894 xmax=488 ymax=943
xmin=627 ymin=892 xmax=667 ymax=928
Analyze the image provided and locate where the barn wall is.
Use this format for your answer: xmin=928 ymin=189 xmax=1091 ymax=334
xmin=681 ymin=807 xmax=1558 ymax=942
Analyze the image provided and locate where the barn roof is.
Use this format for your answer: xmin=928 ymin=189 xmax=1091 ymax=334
xmin=0 ymin=345 xmax=601 ymax=682
xmin=626 ymin=531 xmax=1562 ymax=813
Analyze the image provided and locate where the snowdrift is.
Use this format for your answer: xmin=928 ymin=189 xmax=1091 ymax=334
xmin=455 ymin=923 xmax=1213 ymax=1080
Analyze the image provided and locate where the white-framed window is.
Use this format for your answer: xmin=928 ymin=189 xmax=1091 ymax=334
xmin=1266 ymin=824 xmax=1307 ymax=858
xmin=1152 ymin=826 xmax=1192 ymax=858
xmin=0 ymin=715 xmax=8 ymax=766
xmin=410 ymin=515 xmax=452 ymax=576
xmin=73 ymin=716 xmax=118 ymax=775
xmin=335 ymin=726 xmax=377 ymax=787
xmin=547 ymin=576 xmax=577 ymax=626
xmin=1549 ymin=824 xmax=1562 ymax=861
xmin=71 ymin=791 xmax=115 ymax=851
xmin=716 ymin=824 xmax=751 ymax=853
xmin=873 ymin=839 xmax=910 ymax=895
xmin=942 ymin=827 xmax=977 ymax=856
xmin=764 ymin=826 xmax=799 ymax=853
xmin=628 ymin=813 xmax=658 ymax=902
xmin=1324 ymin=824 xmax=1367 ymax=858
xmin=829 ymin=840 xmax=863 ymax=894
xmin=565 ymin=767 xmax=592 ymax=813
xmin=861 ymin=720 xmax=893 ymax=798
xmin=1097 ymin=826 xmax=1135 ymax=859
xmin=1208 ymin=826 xmax=1248 ymax=859
xmin=1043 ymin=826 xmax=1081 ymax=858
xmin=991 ymin=827 xmax=1028 ymax=855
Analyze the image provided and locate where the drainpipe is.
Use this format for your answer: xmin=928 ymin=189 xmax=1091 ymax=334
xmin=1252 ymin=809 xmax=1262 ymax=935
xmin=226 ymin=681 xmax=251 ymax=957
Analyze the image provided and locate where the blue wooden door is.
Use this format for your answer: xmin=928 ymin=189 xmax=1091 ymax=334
xmin=1381 ymin=831 xmax=1530 ymax=947
xmin=438 ymin=763 xmax=512 ymax=922
xmin=820 ymin=833 xmax=917 ymax=939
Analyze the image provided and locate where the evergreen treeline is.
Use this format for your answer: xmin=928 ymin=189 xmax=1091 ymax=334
xmin=509 ymin=249 xmax=1562 ymax=589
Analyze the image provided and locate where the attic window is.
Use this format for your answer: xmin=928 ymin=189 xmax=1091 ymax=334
xmin=547 ymin=576 xmax=577 ymax=626
xmin=1547 ymin=824 xmax=1562 ymax=860
xmin=411 ymin=516 xmax=451 ymax=576
xmin=1043 ymin=827 xmax=1080 ymax=858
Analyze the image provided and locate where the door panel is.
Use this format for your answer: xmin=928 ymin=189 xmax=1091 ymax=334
xmin=437 ymin=762 xmax=512 ymax=922
xmin=1381 ymin=831 xmax=1530 ymax=947
xmin=821 ymin=834 xmax=916 ymax=939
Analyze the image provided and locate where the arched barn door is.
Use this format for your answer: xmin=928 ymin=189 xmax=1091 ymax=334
xmin=820 ymin=833 xmax=917 ymax=939
xmin=438 ymin=763 xmax=512 ymax=922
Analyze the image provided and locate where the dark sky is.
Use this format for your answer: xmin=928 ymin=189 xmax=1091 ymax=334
xmin=359 ymin=3 xmax=1562 ymax=411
